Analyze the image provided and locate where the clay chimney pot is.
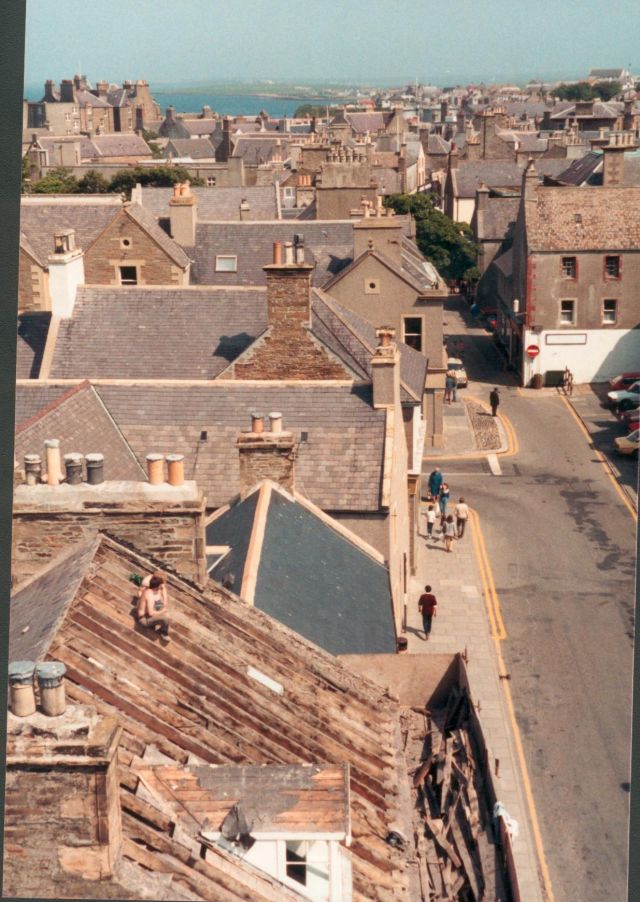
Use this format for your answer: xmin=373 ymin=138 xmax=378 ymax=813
xmin=251 ymin=412 xmax=265 ymax=434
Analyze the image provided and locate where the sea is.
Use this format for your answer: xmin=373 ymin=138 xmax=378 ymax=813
xmin=24 ymin=85 xmax=342 ymax=119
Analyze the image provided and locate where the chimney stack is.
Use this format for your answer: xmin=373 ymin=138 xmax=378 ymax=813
xmin=47 ymin=229 xmax=84 ymax=319
xmin=371 ymin=327 xmax=400 ymax=409
xmin=602 ymin=131 xmax=637 ymax=187
xmin=239 ymin=198 xmax=251 ymax=221
xmin=169 ymin=180 xmax=197 ymax=246
xmin=237 ymin=413 xmax=296 ymax=496
xmin=59 ymin=79 xmax=76 ymax=103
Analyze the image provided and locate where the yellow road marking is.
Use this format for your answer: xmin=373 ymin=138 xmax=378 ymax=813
xmin=560 ymin=395 xmax=637 ymax=522
xmin=469 ymin=508 xmax=555 ymax=902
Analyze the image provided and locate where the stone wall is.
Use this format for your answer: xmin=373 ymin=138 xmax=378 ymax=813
xmin=12 ymin=482 xmax=206 ymax=585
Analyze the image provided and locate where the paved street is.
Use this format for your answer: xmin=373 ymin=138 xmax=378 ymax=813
xmin=429 ymin=296 xmax=636 ymax=902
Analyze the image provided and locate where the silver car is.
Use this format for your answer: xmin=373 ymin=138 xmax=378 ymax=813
xmin=447 ymin=357 xmax=468 ymax=388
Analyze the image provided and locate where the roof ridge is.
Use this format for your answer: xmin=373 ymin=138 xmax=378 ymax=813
xmin=15 ymin=379 xmax=92 ymax=434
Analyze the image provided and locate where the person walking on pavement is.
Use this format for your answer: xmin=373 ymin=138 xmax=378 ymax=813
xmin=418 ymin=585 xmax=438 ymax=640
xmin=439 ymin=483 xmax=450 ymax=525
xmin=444 ymin=371 xmax=455 ymax=404
xmin=490 ymin=387 xmax=500 ymax=417
xmin=455 ymin=497 xmax=469 ymax=538
xmin=426 ymin=504 xmax=437 ymax=539
xmin=428 ymin=467 xmax=443 ymax=499
xmin=443 ymin=515 xmax=456 ymax=552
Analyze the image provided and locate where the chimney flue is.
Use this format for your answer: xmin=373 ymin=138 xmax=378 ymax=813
xmin=24 ymin=454 xmax=42 ymax=486
xmin=273 ymin=240 xmax=283 ymax=264
xmin=269 ymin=411 xmax=283 ymax=433
xmin=64 ymin=452 xmax=83 ymax=485
xmin=35 ymin=662 xmax=67 ymax=717
xmin=44 ymin=439 xmax=62 ymax=486
xmin=284 ymin=241 xmax=294 ymax=264
xmin=166 ymin=453 xmax=185 ymax=486
xmin=8 ymin=661 xmax=36 ymax=717
xmin=85 ymin=453 xmax=104 ymax=485
xmin=146 ymin=453 xmax=165 ymax=485
xmin=251 ymin=412 xmax=265 ymax=434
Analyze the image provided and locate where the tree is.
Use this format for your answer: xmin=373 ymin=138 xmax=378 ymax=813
xmin=32 ymin=166 xmax=79 ymax=194
xmin=77 ymin=170 xmax=109 ymax=193
xmin=21 ymin=154 xmax=32 ymax=192
xmin=555 ymin=80 xmax=622 ymax=102
xmin=384 ymin=193 xmax=480 ymax=282
xmin=107 ymin=165 xmax=203 ymax=196
xmin=594 ymin=80 xmax=622 ymax=101
xmin=293 ymin=103 xmax=338 ymax=118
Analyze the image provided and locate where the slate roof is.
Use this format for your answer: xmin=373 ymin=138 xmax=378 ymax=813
xmin=207 ymin=482 xmax=396 ymax=654
xmin=20 ymin=196 xmax=122 ymax=265
xmin=451 ymin=158 xmax=573 ymax=198
xmin=426 ymin=134 xmax=451 ymax=154
xmin=140 ymin=185 xmax=279 ymax=221
xmin=344 ymin=111 xmax=393 ymax=134
xmin=14 ymin=381 xmax=146 ymax=482
xmin=15 ymin=383 xmax=70 ymax=425
xmin=9 ymin=532 xmax=412 ymax=900
xmin=498 ymin=131 xmax=548 ymax=152
xmin=164 ymin=138 xmax=217 ymax=159
xmin=37 ymin=134 xmax=97 ymax=160
xmin=181 ymin=118 xmax=219 ymax=137
xmin=191 ymin=221 xmax=355 ymax=287
xmin=75 ymin=88 xmax=111 ymax=108
xmin=95 ymin=382 xmax=387 ymax=511
xmin=231 ymin=136 xmax=289 ymax=165
xmin=16 ymin=312 xmax=51 ymax=379
xmin=50 ymin=286 xmax=268 ymax=380
xmin=476 ymin=195 xmax=520 ymax=241
xmin=91 ymin=133 xmax=152 ymax=157
xmin=549 ymin=151 xmax=601 ymax=185
xmin=549 ymin=101 xmax=621 ymax=120
xmin=525 ymin=185 xmax=640 ymax=251
xmin=324 ymin=241 xmax=442 ymax=296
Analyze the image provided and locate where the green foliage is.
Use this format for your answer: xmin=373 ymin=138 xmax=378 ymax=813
xmin=384 ymin=193 xmax=480 ymax=282
xmin=148 ymin=141 xmax=164 ymax=159
xmin=77 ymin=170 xmax=109 ymax=193
xmin=21 ymin=154 xmax=32 ymax=192
xmin=141 ymin=128 xmax=159 ymax=142
xmin=293 ymin=103 xmax=338 ymax=118
xmin=555 ymin=80 xmax=622 ymax=102
xmin=107 ymin=166 xmax=203 ymax=196
xmin=32 ymin=166 xmax=79 ymax=194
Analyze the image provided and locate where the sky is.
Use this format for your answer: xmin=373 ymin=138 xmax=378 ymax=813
xmin=24 ymin=0 xmax=639 ymax=88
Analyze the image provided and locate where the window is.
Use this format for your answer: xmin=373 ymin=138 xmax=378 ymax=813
xmin=560 ymin=300 xmax=575 ymax=324
xmin=206 ymin=176 xmax=217 ymax=187
xmin=119 ymin=266 xmax=138 ymax=285
xmin=285 ymin=841 xmax=330 ymax=896
xmin=403 ymin=316 xmax=423 ymax=352
xmin=283 ymin=186 xmax=295 ymax=198
xmin=604 ymin=255 xmax=621 ymax=279
xmin=215 ymin=255 xmax=237 ymax=272
xmin=603 ymin=299 xmax=617 ymax=324
xmin=64 ymin=112 xmax=71 ymax=121
xmin=561 ymin=256 xmax=577 ymax=279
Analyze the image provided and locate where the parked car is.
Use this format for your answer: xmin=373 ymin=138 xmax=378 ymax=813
xmin=620 ymin=408 xmax=640 ymax=431
xmin=614 ymin=429 xmax=639 ymax=456
xmin=608 ymin=372 xmax=640 ymax=392
xmin=607 ymin=381 xmax=640 ymax=411
xmin=447 ymin=357 xmax=468 ymax=388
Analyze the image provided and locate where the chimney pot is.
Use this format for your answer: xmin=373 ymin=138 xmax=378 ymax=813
xmin=273 ymin=240 xmax=283 ymax=264
xmin=8 ymin=661 xmax=36 ymax=717
xmin=24 ymin=454 xmax=42 ymax=486
xmin=269 ymin=412 xmax=283 ymax=433
xmin=166 ymin=453 xmax=185 ymax=486
xmin=251 ymin=412 xmax=265 ymax=434
xmin=145 ymin=453 xmax=165 ymax=485
xmin=35 ymin=662 xmax=67 ymax=717
xmin=44 ymin=439 xmax=62 ymax=486
xmin=376 ymin=326 xmax=396 ymax=348
xmin=284 ymin=241 xmax=294 ymax=265
xmin=63 ymin=452 xmax=83 ymax=485
xmin=85 ymin=452 xmax=105 ymax=485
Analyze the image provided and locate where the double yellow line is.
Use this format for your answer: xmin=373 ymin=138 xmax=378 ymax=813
xmin=469 ymin=508 xmax=555 ymax=902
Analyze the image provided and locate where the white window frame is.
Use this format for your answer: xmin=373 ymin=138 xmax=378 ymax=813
xmin=560 ymin=299 xmax=575 ymax=325
xmin=215 ymin=254 xmax=238 ymax=273
xmin=402 ymin=315 xmax=424 ymax=352
xmin=603 ymin=298 xmax=617 ymax=324
xmin=119 ymin=265 xmax=138 ymax=285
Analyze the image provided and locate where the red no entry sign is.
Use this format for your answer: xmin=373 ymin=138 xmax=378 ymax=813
xmin=526 ymin=344 xmax=540 ymax=358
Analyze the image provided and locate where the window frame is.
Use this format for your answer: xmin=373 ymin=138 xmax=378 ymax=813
xmin=119 ymin=265 xmax=138 ymax=286
xmin=560 ymin=299 xmax=575 ymax=325
xmin=604 ymin=255 xmax=621 ymax=280
xmin=215 ymin=254 xmax=238 ymax=273
xmin=602 ymin=298 xmax=618 ymax=325
xmin=560 ymin=256 xmax=577 ymax=280
xmin=402 ymin=315 xmax=423 ymax=352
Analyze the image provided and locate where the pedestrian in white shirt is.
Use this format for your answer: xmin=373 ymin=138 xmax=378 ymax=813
xmin=455 ymin=497 xmax=469 ymax=538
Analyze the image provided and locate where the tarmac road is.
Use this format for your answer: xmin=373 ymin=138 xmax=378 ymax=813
xmin=440 ymin=297 xmax=635 ymax=902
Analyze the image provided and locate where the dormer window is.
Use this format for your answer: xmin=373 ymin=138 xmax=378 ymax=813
xmin=215 ymin=255 xmax=238 ymax=272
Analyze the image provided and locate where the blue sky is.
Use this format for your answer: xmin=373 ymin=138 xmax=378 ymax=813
xmin=25 ymin=0 xmax=639 ymax=87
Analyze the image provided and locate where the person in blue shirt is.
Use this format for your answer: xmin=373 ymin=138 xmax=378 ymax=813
xmin=427 ymin=467 xmax=443 ymax=499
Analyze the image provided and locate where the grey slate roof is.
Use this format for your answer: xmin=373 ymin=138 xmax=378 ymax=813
xmin=191 ymin=221 xmax=355 ymax=287
xmin=15 ymin=384 xmax=71 ymax=426
xmin=476 ymin=196 xmax=520 ymax=241
xmin=231 ymin=137 xmax=289 ymax=165
xmin=10 ymin=537 xmax=100 ymax=659
xmin=452 ymin=158 xmax=573 ymax=197
xmin=38 ymin=135 xmax=96 ymax=160
xmin=91 ymin=133 xmax=152 ymax=157
xmin=207 ymin=485 xmax=396 ymax=655
xmin=50 ymin=286 xmax=268 ymax=380
xmin=181 ymin=119 xmax=219 ymax=137
xmin=141 ymin=185 xmax=279 ymax=221
xmin=164 ymin=138 xmax=217 ymax=160
xmin=75 ymin=89 xmax=111 ymax=108
xmin=96 ymin=382 xmax=386 ymax=511
xmin=20 ymin=197 xmax=122 ymax=265
xmin=15 ymin=381 xmax=146 ymax=482
xmin=16 ymin=312 xmax=51 ymax=379
xmin=427 ymin=134 xmax=451 ymax=154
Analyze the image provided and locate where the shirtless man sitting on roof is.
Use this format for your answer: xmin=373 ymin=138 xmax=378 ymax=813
xmin=136 ymin=573 xmax=170 ymax=642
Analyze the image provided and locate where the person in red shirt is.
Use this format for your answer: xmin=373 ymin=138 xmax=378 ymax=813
xmin=418 ymin=585 xmax=438 ymax=640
